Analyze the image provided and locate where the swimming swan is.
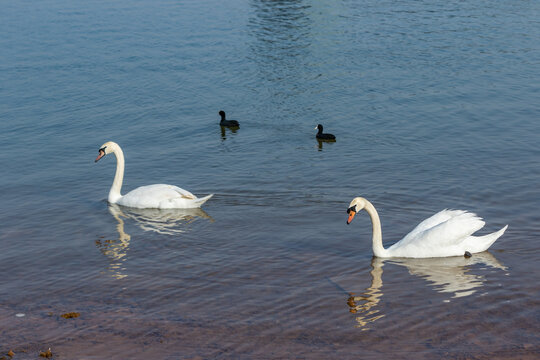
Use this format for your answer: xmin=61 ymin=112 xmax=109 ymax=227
xmin=346 ymin=197 xmax=507 ymax=258
xmin=95 ymin=141 xmax=213 ymax=209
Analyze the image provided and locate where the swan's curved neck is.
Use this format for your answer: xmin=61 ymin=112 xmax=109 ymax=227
xmin=363 ymin=200 xmax=388 ymax=257
xmin=109 ymin=147 xmax=124 ymax=203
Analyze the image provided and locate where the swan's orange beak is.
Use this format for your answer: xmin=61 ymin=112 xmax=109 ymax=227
xmin=347 ymin=209 xmax=356 ymax=224
xmin=95 ymin=149 xmax=105 ymax=163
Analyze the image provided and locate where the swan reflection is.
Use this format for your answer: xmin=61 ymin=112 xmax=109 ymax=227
xmin=334 ymin=253 xmax=507 ymax=330
xmin=95 ymin=205 xmax=131 ymax=279
xmin=108 ymin=203 xmax=213 ymax=235
xmin=95 ymin=204 xmax=213 ymax=279
xmin=346 ymin=258 xmax=386 ymax=330
xmin=388 ymin=252 xmax=507 ymax=299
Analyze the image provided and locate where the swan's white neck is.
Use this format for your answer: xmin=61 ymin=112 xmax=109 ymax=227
xmin=108 ymin=145 xmax=124 ymax=203
xmin=363 ymin=200 xmax=388 ymax=257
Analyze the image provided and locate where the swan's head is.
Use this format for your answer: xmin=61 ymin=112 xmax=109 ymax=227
xmin=95 ymin=141 xmax=117 ymax=162
xmin=347 ymin=197 xmax=367 ymax=224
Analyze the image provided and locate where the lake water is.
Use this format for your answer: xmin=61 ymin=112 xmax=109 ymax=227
xmin=1 ymin=0 xmax=539 ymax=358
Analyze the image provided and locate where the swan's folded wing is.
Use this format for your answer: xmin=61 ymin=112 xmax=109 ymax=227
xmin=404 ymin=211 xmax=485 ymax=248
xmin=168 ymin=185 xmax=196 ymax=200
xmin=398 ymin=209 xmax=467 ymax=246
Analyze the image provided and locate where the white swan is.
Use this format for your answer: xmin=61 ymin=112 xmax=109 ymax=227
xmin=95 ymin=141 xmax=213 ymax=209
xmin=346 ymin=197 xmax=507 ymax=258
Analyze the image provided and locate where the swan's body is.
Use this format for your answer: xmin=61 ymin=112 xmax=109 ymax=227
xmin=315 ymin=124 xmax=336 ymax=141
xmin=347 ymin=197 xmax=507 ymax=258
xmin=219 ymin=110 xmax=240 ymax=128
xmin=95 ymin=141 xmax=213 ymax=209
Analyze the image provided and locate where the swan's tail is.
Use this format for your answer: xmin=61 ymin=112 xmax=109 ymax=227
xmin=469 ymin=225 xmax=508 ymax=253
xmin=195 ymin=194 xmax=214 ymax=207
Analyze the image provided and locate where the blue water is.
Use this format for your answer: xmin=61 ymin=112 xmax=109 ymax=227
xmin=1 ymin=0 xmax=539 ymax=358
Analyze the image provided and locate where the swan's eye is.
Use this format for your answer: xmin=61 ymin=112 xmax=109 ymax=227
xmin=99 ymin=147 xmax=106 ymax=154
xmin=347 ymin=205 xmax=357 ymax=214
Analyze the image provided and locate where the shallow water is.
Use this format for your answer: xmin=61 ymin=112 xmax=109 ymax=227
xmin=1 ymin=0 xmax=539 ymax=358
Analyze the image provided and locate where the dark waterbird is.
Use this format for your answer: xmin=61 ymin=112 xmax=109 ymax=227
xmin=315 ymin=124 xmax=336 ymax=141
xmin=219 ymin=110 xmax=240 ymax=128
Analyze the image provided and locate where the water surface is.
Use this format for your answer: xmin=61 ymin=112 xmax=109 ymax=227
xmin=1 ymin=0 xmax=539 ymax=358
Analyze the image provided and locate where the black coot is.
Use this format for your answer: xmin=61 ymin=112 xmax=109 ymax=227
xmin=219 ymin=111 xmax=240 ymax=128
xmin=315 ymin=124 xmax=335 ymax=141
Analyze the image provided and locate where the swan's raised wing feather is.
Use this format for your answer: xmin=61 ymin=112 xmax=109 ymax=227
xmin=398 ymin=209 xmax=467 ymax=246
xmin=396 ymin=211 xmax=485 ymax=250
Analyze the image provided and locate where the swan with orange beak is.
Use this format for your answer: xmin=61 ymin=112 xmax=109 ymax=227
xmin=346 ymin=204 xmax=357 ymax=225
xmin=345 ymin=196 xmax=507 ymax=258
xmin=95 ymin=141 xmax=213 ymax=209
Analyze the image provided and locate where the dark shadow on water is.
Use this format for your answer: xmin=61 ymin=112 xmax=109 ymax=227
xmin=220 ymin=125 xmax=240 ymax=141
xmin=317 ymin=138 xmax=336 ymax=151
